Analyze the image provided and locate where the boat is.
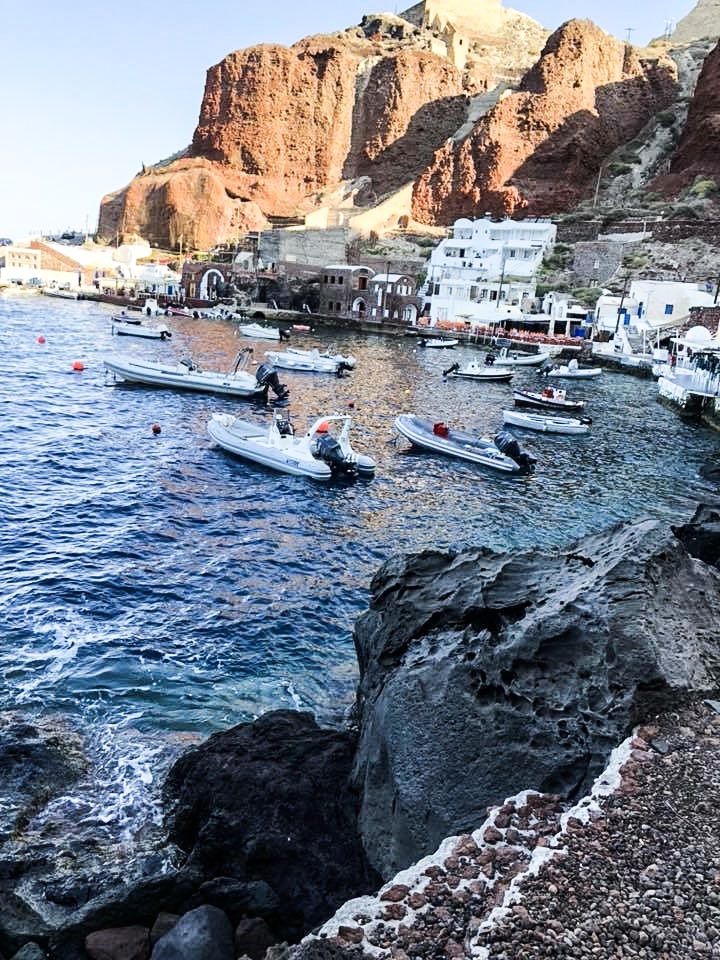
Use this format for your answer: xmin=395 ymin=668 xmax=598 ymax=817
xmin=103 ymin=349 xmax=289 ymax=400
xmin=286 ymin=345 xmax=357 ymax=369
xmin=512 ymin=387 xmax=586 ymax=412
xmin=238 ymin=322 xmax=289 ymax=341
xmin=394 ymin=414 xmax=535 ymax=473
xmin=418 ymin=336 xmax=459 ymax=348
xmin=538 ymin=359 xmax=602 ymax=379
xmin=264 ymin=348 xmax=354 ymax=375
xmin=443 ymin=360 xmax=514 ymax=382
xmin=488 ymin=346 xmax=551 ymax=366
xmin=111 ymin=315 xmax=172 ymax=340
xmin=501 ymin=409 xmax=591 ymax=435
xmin=207 ymin=411 xmax=376 ymax=480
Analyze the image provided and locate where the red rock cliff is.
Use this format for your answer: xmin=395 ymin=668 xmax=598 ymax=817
xmin=411 ymin=20 xmax=677 ymax=223
xmin=654 ymin=40 xmax=720 ymax=194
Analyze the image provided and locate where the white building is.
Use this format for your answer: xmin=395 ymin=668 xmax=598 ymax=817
xmin=594 ymin=280 xmax=717 ymax=333
xmin=423 ymin=216 xmax=556 ymax=323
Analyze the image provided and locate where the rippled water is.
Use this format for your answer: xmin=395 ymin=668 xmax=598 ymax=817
xmin=2 ymin=293 xmax=719 ymax=846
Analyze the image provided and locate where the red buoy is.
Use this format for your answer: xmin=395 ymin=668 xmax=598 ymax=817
xmin=151 ymin=423 xmax=162 ymax=435
xmin=37 ymin=335 xmax=46 ymax=344
xmin=72 ymin=360 xmax=84 ymax=371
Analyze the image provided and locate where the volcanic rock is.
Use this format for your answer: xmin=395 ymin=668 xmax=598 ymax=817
xmin=654 ymin=39 xmax=720 ymax=195
xmin=150 ymin=906 xmax=233 ymax=960
xmin=670 ymin=0 xmax=720 ymax=44
xmin=97 ymin=1 xmax=549 ymax=247
xmin=350 ymin=514 xmax=720 ymax=877
xmin=162 ymin=710 xmax=380 ymax=941
xmin=411 ymin=19 xmax=677 ymax=222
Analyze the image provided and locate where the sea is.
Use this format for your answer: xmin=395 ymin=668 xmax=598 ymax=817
xmin=2 ymin=292 xmax=718 ymax=860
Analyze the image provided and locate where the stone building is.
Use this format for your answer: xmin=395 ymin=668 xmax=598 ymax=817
xmin=368 ymin=273 xmax=421 ymax=323
xmin=319 ymin=265 xmax=374 ymax=319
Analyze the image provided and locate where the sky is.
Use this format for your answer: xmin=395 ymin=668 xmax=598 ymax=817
xmin=0 ymin=0 xmax=699 ymax=241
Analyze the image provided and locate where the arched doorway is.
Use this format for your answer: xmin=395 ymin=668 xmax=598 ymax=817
xmin=352 ymin=297 xmax=367 ymax=317
xmin=199 ymin=268 xmax=225 ymax=300
xmin=403 ymin=303 xmax=418 ymax=324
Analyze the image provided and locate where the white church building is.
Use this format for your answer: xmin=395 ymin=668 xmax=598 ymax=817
xmin=423 ymin=216 xmax=557 ymax=324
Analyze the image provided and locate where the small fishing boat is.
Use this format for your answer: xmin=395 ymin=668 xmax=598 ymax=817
xmin=538 ymin=359 xmax=602 ymax=379
xmin=489 ymin=346 xmax=551 ymax=366
xmin=418 ymin=336 xmax=459 ymax=348
xmin=501 ymin=409 xmax=591 ymax=435
xmin=512 ymin=387 xmax=586 ymax=412
xmin=286 ymin=345 xmax=357 ymax=369
xmin=394 ymin=415 xmax=535 ymax=473
xmin=238 ymin=322 xmax=288 ymax=341
xmin=443 ymin=360 xmax=514 ymax=382
xmin=265 ymin=349 xmax=354 ymax=375
xmin=111 ymin=315 xmax=172 ymax=340
xmin=104 ymin=349 xmax=289 ymax=400
xmin=208 ymin=411 xmax=376 ymax=480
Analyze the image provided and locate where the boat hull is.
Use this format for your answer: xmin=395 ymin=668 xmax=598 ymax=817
xmin=541 ymin=366 xmax=602 ymax=379
xmin=208 ymin=417 xmax=332 ymax=478
xmin=104 ymin=358 xmax=263 ymax=398
xmin=449 ymin=368 xmax=514 ymax=382
xmin=394 ymin=414 xmax=520 ymax=472
xmin=512 ymin=390 xmax=585 ymax=412
xmin=265 ymin=351 xmax=341 ymax=374
xmin=111 ymin=320 xmax=171 ymax=340
xmin=501 ymin=409 xmax=589 ymax=434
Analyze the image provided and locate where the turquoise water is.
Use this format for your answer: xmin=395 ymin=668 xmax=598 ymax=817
xmin=1 ymin=293 xmax=718 ymax=845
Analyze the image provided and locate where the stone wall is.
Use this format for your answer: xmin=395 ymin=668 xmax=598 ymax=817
xmin=258 ymin=228 xmax=353 ymax=268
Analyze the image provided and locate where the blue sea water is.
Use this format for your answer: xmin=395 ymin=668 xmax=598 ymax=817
xmin=1 ymin=293 xmax=718 ymax=847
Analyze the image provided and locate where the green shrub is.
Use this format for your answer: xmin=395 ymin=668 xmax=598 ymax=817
xmin=608 ymin=162 xmax=632 ymax=176
xmin=572 ymin=286 xmax=603 ymax=305
xmin=689 ymin=178 xmax=718 ymax=198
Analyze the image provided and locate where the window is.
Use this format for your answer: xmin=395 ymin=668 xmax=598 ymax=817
xmin=358 ymin=276 xmax=368 ymax=290
xmin=664 ymin=304 xmax=674 ymax=315
xmin=433 ymin=283 xmax=440 ymax=295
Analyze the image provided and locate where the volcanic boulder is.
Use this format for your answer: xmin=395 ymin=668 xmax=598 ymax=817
xmin=162 ymin=710 xmax=380 ymax=942
xmin=351 ymin=515 xmax=720 ymax=878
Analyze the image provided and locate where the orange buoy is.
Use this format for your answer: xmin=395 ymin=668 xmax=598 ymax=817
xmin=37 ymin=336 xmax=46 ymax=344
xmin=72 ymin=360 xmax=84 ymax=371
xmin=151 ymin=423 xmax=162 ymax=435
xmin=315 ymin=421 xmax=329 ymax=433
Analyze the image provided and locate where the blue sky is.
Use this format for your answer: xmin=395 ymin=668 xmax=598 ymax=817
xmin=0 ymin=0 xmax=698 ymax=240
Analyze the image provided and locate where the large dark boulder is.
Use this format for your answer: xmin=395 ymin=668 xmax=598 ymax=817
xmin=351 ymin=515 xmax=720 ymax=877
xmin=151 ymin=906 xmax=233 ymax=960
xmin=162 ymin=711 xmax=380 ymax=941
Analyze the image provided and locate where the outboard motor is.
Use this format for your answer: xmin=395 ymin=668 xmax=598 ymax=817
xmin=442 ymin=362 xmax=460 ymax=378
xmin=255 ymin=362 xmax=289 ymax=400
xmin=493 ymin=429 xmax=537 ymax=474
xmin=336 ymin=360 xmax=354 ymax=378
xmin=485 ymin=353 xmax=496 ymax=366
xmin=279 ymin=328 xmax=291 ymax=342
xmin=538 ymin=361 xmax=555 ymax=377
xmin=313 ymin=434 xmax=357 ymax=476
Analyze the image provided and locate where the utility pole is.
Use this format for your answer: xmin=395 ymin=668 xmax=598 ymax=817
xmin=714 ymin=273 xmax=720 ymax=305
xmin=614 ymin=275 xmax=630 ymax=337
xmin=625 ymin=26 xmax=635 ymax=43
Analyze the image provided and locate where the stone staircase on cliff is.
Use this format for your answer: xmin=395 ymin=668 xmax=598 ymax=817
xmin=451 ymin=82 xmax=509 ymax=142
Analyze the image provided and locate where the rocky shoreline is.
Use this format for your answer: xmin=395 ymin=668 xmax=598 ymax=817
xmin=2 ymin=505 xmax=720 ymax=959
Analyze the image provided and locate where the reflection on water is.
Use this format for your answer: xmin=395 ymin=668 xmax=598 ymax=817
xmin=1 ymin=294 xmax=719 ymax=840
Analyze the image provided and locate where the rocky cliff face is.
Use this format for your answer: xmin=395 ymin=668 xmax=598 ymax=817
xmin=97 ymin=1 xmax=548 ymax=248
xmin=411 ymin=20 xmax=677 ymax=222
xmin=670 ymin=0 xmax=720 ymax=44
xmin=654 ymin=39 xmax=720 ymax=195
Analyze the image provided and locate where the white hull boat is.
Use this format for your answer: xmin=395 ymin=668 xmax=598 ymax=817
xmin=444 ymin=360 xmax=514 ymax=382
xmin=539 ymin=360 xmax=602 ymax=379
xmin=104 ymin=349 xmax=289 ymax=400
xmin=238 ymin=322 xmax=284 ymax=340
xmin=418 ymin=336 xmax=459 ymax=348
xmin=208 ymin=412 xmax=375 ymax=480
xmin=491 ymin=347 xmax=551 ymax=366
xmin=265 ymin=349 xmax=353 ymax=375
xmin=111 ymin=316 xmax=172 ymax=340
xmin=286 ymin=346 xmax=357 ymax=369
xmin=501 ymin=409 xmax=590 ymax=434
xmin=512 ymin=388 xmax=585 ymax=412
xmin=394 ymin=414 xmax=535 ymax=473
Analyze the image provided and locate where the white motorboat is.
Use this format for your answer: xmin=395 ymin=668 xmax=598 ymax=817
xmin=512 ymin=387 xmax=586 ymax=413
xmin=490 ymin=346 xmax=551 ymax=366
xmin=394 ymin=414 xmax=535 ymax=473
xmin=443 ymin=360 xmax=514 ymax=382
xmin=286 ymin=346 xmax=357 ymax=369
xmin=103 ymin=349 xmax=289 ymax=400
xmin=418 ymin=336 xmax=459 ymax=348
xmin=111 ymin=315 xmax=172 ymax=340
xmin=501 ymin=409 xmax=591 ymax=435
xmin=265 ymin=349 xmax=354 ymax=375
xmin=238 ymin=322 xmax=285 ymax=340
xmin=538 ymin=359 xmax=602 ymax=379
xmin=208 ymin=411 xmax=376 ymax=480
